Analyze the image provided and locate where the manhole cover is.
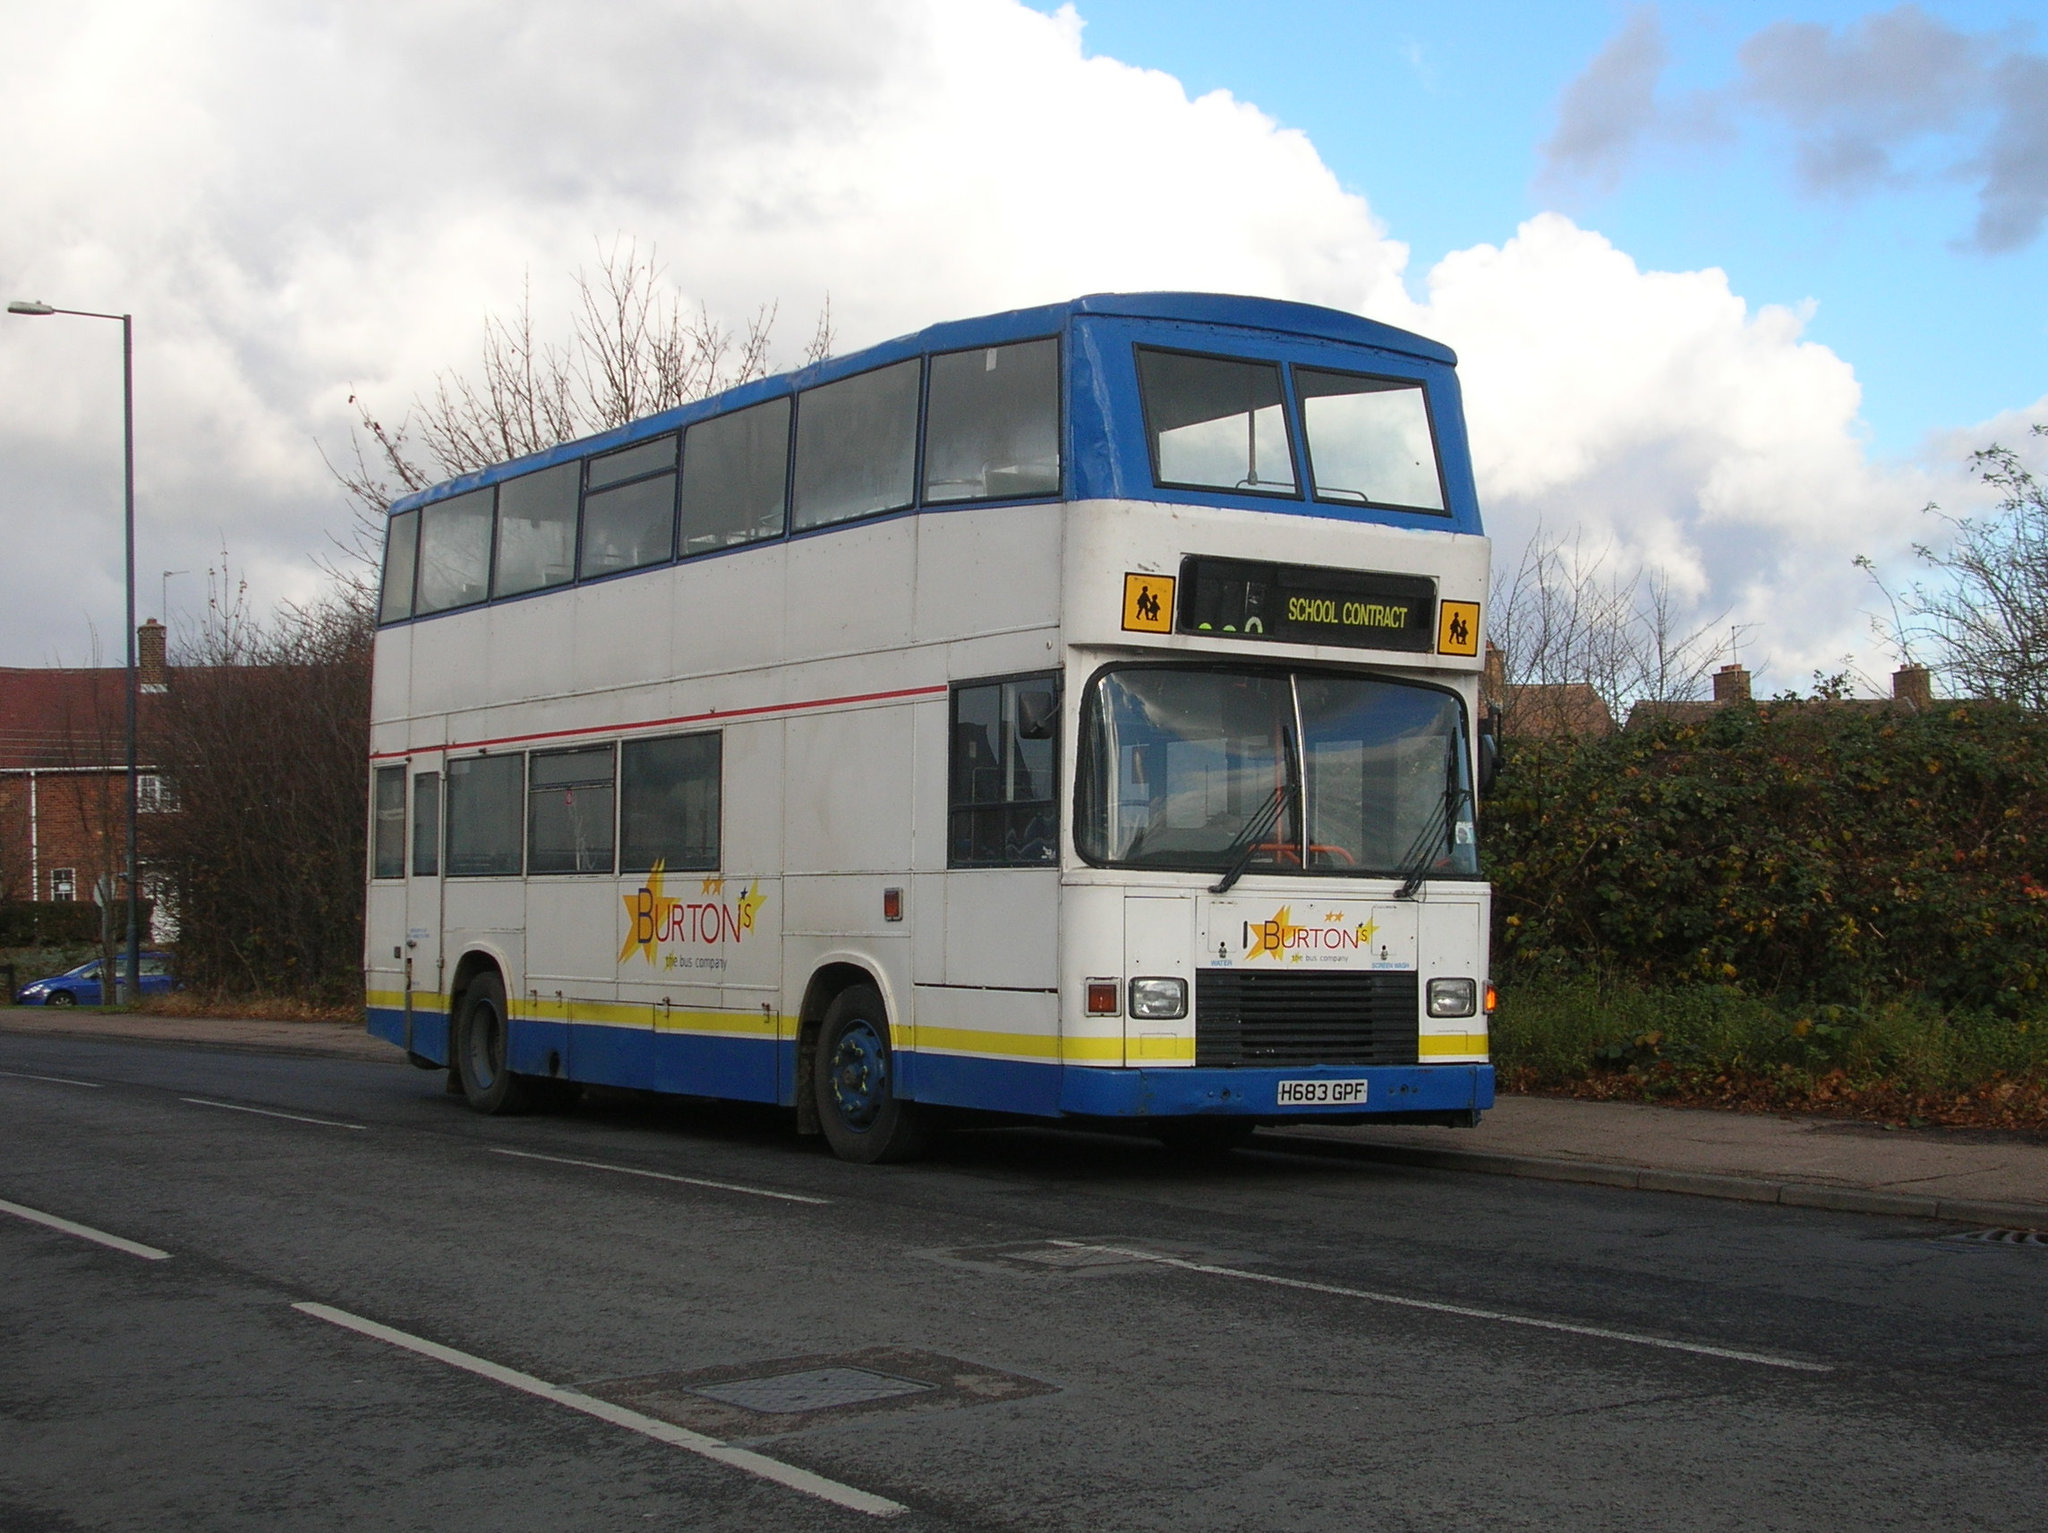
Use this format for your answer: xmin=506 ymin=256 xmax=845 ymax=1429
xmin=692 ymin=1367 xmax=932 ymax=1414
xmin=1005 ymin=1243 xmax=1146 ymax=1269
xmin=584 ymin=1346 xmax=1055 ymax=1438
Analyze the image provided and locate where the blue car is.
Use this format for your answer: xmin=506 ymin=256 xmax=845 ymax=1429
xmin=15 ymin=952 xmax=179 ymax=1006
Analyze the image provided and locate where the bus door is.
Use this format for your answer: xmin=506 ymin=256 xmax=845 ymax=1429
xmin=406 ymin=755 xmax=447 ymax=1059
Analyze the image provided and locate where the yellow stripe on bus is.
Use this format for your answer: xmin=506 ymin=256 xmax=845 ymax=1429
xmin=1419 ymin=1033 xmax=1489 ymax=1057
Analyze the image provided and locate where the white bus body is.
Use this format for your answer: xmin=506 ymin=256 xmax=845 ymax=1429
xmin=367 ymin=294 xmax=1494 ymax=1158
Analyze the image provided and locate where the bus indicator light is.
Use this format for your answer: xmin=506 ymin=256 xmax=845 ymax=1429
xmin=1086 ymin=979 xmax=1122 ymax=1016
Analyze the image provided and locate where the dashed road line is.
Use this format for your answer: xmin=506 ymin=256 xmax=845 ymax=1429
xmin=0 ymin=1069 xmax=103 ymax=1088
xmin=486 ymin=1146 xmax=830 ymax=1205
xmin=0 ymin=1196 xmax=171 ymax=1261
xmin=1050 ymin=1241 xmax=1834 ymax=1374
xmin=180 ymin=1097 xmax=367 ymax=1131
xmin=294 ymin=1303 xmax=904 ymax=1517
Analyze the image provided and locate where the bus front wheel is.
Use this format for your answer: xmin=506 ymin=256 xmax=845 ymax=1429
xmin=456 ymin=972 xmax=533 ymax=1116
xmin=814 ymin=984 xmax=927 ymax=1164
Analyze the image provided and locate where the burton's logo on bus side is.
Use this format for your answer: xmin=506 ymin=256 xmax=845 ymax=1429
xmin=1244 ymin=907 xmax=1381 ymax=962
xmin=618 ymin=861 xmax=767 ymax=965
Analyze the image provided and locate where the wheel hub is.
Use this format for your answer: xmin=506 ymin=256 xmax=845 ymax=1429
xmin=829 ymin=1020 xmax=887 ymax=1129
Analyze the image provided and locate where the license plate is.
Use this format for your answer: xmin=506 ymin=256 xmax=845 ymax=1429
xmin=1276 ymin=1078 xmax=1368 ymax=1106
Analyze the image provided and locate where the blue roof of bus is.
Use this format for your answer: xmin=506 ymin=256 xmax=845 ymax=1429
xmin=388 ymin=291 xmax=1459 ymax=513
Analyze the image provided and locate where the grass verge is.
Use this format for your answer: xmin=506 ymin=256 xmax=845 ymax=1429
xmin=1493 ymin=975 xmax=2048 ymax=1133
xmin=137 ymin=991 xmax=364 ymax=1025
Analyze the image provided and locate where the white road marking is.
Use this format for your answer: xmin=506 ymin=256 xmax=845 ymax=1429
xmin=486 ymin=1147 xmax=830 ymax=1205
xmin=293 ymin=1303 xmax=905 ymax=1517
xmin=0 ymin=1197 xmax=171 ymax=1261
xmin=0 ymin=1069 xmax=103 ymax=1088
xmin=180 ymin=1097 xmax=367 ymax=1131
xmin=1052 ymin=1241 xmax=1835 ymax=1374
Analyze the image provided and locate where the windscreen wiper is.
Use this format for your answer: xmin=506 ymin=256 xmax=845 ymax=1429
xmin=1393 ymin=788 xmax=1470 ymax=900
xmin=1208 ymin=782 xmax=1298 ymax=895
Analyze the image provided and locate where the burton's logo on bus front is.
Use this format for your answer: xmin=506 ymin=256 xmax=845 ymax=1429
xmin=1243 ymin=907 xmax=1380 ymax=962
xmin=618 ymin=862 xmax=767 ymax=966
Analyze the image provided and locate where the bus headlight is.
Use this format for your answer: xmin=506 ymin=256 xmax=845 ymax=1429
xmin=1128 ymin=977 xmax=1188 ymax=1020
xmin=1427 ymin=978 xmax=1478 ymax=1018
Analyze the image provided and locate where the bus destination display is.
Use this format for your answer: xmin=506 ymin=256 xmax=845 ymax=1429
xmin=1175 ymin=556 xmax=1436 ymax=652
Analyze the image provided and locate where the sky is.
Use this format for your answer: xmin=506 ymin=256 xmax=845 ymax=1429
xmin=1 ymin=0 xmax=2043 ymax=694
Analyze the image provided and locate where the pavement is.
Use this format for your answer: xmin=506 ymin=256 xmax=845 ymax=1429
xmin=5 ymin=1004 xmax=2044 ymax=1228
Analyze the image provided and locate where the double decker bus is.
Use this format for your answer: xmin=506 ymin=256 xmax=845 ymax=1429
xmin=366 ymin=292 xmax=1494 ymax=1161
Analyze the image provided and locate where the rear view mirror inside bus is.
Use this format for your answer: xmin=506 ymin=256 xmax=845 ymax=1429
xmin=1015 ymin=688 xmax=1059 ymax=740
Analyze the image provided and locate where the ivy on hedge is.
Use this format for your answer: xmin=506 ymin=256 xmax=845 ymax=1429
xmin=1482 ymin=701 xmax=2048 ymax=1013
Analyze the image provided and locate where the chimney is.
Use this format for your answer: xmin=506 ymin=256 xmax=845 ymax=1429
xmin=1712 ymin=663 xmax=1751 ymax=704
xmin=1482 ymin=642 xmax=1506 ymax=705
xmin=138 ymin=619 xmax=168 ymax=693
xmin=1892 ymin=665 xmax=1932 ymax=711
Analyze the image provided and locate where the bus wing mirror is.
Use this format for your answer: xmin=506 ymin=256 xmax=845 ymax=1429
xmin=1477 ymin=713 xmax=1500 ymax=796
xmin=1016 ymin=689 xmax=1059 ymax=741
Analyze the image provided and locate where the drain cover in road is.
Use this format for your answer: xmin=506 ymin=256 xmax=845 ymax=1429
xmin=1942 ymin=1227 xmax=2046 ymax=1246
xmin=692 ymin=1367 xmax=932 ymax=1414
xmin=585 ymin=1346 xmax=1055 ymax=1438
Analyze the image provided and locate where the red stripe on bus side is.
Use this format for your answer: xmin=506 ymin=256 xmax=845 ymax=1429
xmin=368 ymin=682 xmax=951 ymax=761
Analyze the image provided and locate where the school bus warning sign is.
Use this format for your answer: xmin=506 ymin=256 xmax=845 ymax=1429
xmin=1122 ymin=572 xmax=1174 ymax=633
xmin=1437 ymin=599 xmax=1480 ymax=656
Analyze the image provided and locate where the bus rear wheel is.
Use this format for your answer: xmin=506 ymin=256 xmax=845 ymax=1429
xmin=814 ymin=984 xmax=927 ymax=1164
xmin=456 ymin=972 xmax=533 ymax=1116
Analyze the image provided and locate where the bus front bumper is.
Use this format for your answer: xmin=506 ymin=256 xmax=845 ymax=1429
xmin=1058 ymin=1062 xmax=1493 ymax=1123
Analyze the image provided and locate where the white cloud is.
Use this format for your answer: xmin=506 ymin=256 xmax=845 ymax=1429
xmin=0 ymin=0 xmax=2024 ymax=696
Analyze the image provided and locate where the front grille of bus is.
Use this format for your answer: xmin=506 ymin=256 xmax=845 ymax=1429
xmin=1194 ymin=970 xmax=1419 ymax=1067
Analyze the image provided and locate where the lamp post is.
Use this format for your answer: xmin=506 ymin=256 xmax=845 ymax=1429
xmin=7 ymin=299 xmax=142 ymax=1007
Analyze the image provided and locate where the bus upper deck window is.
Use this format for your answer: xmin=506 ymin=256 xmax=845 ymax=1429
xmin=792 ymin=358 xmax=920 ymax=531
xmin=379 ymin=509 xmax=419 ymax=623
xmin=580 ymin=434 xmax=677 ymax=578
xmin=414 ymin=488 xmax=495 ymax=615
xmin=1136 ymin=349 xmax=1296 ymax=496
xmin=680 ymin=398 xmax=790 ymax=556
xmin=494 ymin=461 xmax=579 ymax=597
xmin=1297 ymin=368 xmax=1445 ymax=513
xmin=924 ymin=339 xmax=1060 ymax=503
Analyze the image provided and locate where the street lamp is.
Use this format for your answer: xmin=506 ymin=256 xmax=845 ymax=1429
xmin=7 ymin=298 xmax=142 ymax=1007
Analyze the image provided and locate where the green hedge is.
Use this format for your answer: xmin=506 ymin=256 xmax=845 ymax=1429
xmin=1483 ymin=701 xmax=2048 ymax=1014
xmin=0 ymin=900 xmax=152 ymax=948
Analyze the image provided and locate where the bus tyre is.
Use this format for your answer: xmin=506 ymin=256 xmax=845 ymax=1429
xmin=455 ymin=972 xmax=533 ymax=1116
xmin=814 ymin=985 xmax=927 ymax=1164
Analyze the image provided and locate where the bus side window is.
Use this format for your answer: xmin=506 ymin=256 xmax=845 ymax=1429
xmin=445 ymin=755 xmax=525 ymax=877
xmin=379 ymin=509 xmax=419 ymax=624
xmin=1135 ymin=348 xmax=1297 ymax=496
xmin=680 ymin=398 xmax=790 ymax=556
xmin=412 ymin=771 xmax=440 ymax=877
xmin=923 ymin=339 xmax=1061 ymax=503
xmin=949 ymin=676 xmax=1059 ymax=867
xmin=581 ymin=434 xmax=678 ymax=579
xmin=373 ymin=766 xmax=406 ymax=879
xmin=528 ymin=745 xmax=616 ymax=875
xmin=415 ymin=487 xmax=496 ymax=614
xmin=791 ymin=359 xmax=920 ymax=531
xmin=494 ymin=461 xmax=580 ymax=597
xmin=619 ymin=733 xmax=721 ymax=874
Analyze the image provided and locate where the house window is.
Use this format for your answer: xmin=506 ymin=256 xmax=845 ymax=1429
xmin=137 ymin=774 xmax=178 ymax=813
xmin=50 ymin=867 xmax=76 ymax=902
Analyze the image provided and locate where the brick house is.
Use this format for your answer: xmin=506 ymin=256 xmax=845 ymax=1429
xmin=0 ymin=621 xmax=171 ymax=934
